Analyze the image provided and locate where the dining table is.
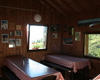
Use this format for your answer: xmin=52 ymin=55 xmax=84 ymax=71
xmin=3 ymin=55 xmax=64 ymax=80
xmin=93 ymin=74 xmax=100 ymax=80
xmin=43 ymin=54 xmax=91 ymax=73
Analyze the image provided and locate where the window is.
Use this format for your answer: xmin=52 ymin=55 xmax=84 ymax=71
xmin=84 ymin=32 xmax=100 ymax=58
xmin=27 ymin=24 xmax=48 ymax=51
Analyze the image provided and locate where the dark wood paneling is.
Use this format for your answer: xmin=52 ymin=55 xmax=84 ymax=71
xmin=39 ymin=0 xmax=100 ymax=16
xmin=61 ymin=10 xmax=100 ymax=77
xmin=40 ymin=0 xmax=68 ymax=17
xmin=0 ymin=0 xmax=62 ymax=70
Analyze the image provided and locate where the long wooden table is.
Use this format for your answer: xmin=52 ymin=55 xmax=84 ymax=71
xmin=43 ymin=54 xmax=91 ymax=73
xmin=93 ymin=74 xmax=100 ymax=80
xmin=42 ymin=54 xmax=91 ymax=80
xmin=3 ymin=55 xmax=64 ymax=80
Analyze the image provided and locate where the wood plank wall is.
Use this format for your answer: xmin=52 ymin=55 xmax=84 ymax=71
xmin=0 ymin=0 xmax=99 ymax=78
xmin=0 ymin=0 xmax=62 ymax=69
xmin=61 ymin=10 xmax=100 ymax=77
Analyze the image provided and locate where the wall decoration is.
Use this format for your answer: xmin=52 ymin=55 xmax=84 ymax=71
xmin=75 ymin=32 xmax=81 ymax=41
xmin=9 ymin=39 xmax=16 ymax=48
xmin=1 ymin=20 xmax=8 ymax=29
xmin=52 ymin=33 xmax=58 ymax=39
xmin=9 ymin=22 xmax=15 ymax=30
xmin=9 ymin=31 xmax=14 ymax=37
xmin=15 ymin=31 xmax=22 ymax=36
xmin=64 ymin=24 xmax=69 ymax=32
xmin=16 ymin=25 xmax=21 ymax=30
xmin=63 ymin=38 xmax=73 ymax=45
xmin=69 ymin=27 xmax=74 ymax=35
xmin=50 ymin=24 xmax=59 ymax=32
xmin=16 ymin=39 xmax=21 ymax=46
xmin=2 ymin=34 xmax=9 ymax=43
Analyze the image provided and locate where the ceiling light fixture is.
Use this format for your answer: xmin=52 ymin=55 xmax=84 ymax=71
xmin=34 ymin=13 xmax=42 ymax=22
xmin=89 ymin=23 xmax=100 ymax=30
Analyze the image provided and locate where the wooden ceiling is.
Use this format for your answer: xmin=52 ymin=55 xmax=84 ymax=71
xmin=39 ymin=0 xmax=100 ymax=17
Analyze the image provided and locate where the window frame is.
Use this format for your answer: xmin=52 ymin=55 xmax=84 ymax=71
xmin=83 ymin=31 xmax=100 ymax=60
xmin=27 ymin=24 xmax=48 ymax=52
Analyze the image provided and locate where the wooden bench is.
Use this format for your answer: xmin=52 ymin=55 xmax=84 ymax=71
xmin=1 ymin=66 xmax=20 ymax=80
xmin=40 ymin=60 xmax=74 ymax=80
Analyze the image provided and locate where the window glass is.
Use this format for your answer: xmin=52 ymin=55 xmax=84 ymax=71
xmin=84 ymin=33 xmax=100 ymax=58
xmin=27 ymin=24 xmax=48 ymax=51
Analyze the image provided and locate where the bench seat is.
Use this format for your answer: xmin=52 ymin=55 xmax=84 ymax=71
xmin=1 ymin=66 xmax=20 ymax=80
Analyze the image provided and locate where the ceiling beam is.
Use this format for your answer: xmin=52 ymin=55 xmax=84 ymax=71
xmin=44 ymin=0 xmax=68 ymax=17
xmin=39 ymin=0 xmax=64 ymax=18
xmin=52 ymin=0 xmax=76 ymax=15
xmin=63 ymin=0 xmax=83 ymax=13
xmin=76 ymin=0 xmax=93 ymax=11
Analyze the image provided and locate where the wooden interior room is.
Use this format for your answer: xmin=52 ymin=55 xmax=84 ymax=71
xmin=0 ymin=0 xmax=100 ymax=80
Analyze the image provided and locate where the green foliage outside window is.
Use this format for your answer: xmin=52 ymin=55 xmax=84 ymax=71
xmin=85 ymin=34 xmax=100 ymax=58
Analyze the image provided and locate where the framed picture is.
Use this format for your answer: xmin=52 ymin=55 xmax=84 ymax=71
xmin=16 ymin=25 xmax=21 ymax=30
xmin=69 ymin=27 xmax=74 ymax=35
xmin=75 ymin=32 xmax=81 ymax=41
xmin=63 ymin=38 xmax=73 ymax=45
xmin=50 ymin=24 xmax=59 ymax=32
xmin=15 ymin=31 xmax=22 ymax=36
xmin=52 ymin=33 xmax=58 ymax=39
xmin=9 ymin=39 xmax=16 ymax=48
xmin=1 ymin=20 xmax=8 ymax=29
xmin=9 ymin=31 xmax=14 ymax=37
xmin=2 ymin=34 xmax=9 ymax=43
xmin=16 ymin=39 xmax=21 ymax=46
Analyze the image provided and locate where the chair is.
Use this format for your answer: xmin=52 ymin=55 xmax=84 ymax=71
xmin=42 ymin=75 xmax=56 ymax=80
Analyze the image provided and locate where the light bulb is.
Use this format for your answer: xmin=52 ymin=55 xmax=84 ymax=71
xmin=34 ymin=14 xmax=42 ymax=22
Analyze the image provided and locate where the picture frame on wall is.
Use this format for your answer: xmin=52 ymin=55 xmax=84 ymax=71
xmin=69 ymin=27 xmax=74 ymax=35
xmin=1 ymin=20 xmax=8 ymax=29
xmin=16 ymin=25 xmax=21 ymax=30
xmin=9 ymin=39 xmax=16 ymax=48
xmin=2 ymin=34 xmax=9 ymax=43
xmin=63 ymin=38 xmax=73 ymax=45
xmin=16 ymin=39 xmax=21 ymax=46
xmin=75 ymin=32 xmax=81 ymax=41
xmin=52 ymin=33 xmax=58 ymax=39
xmin=9 ymin=31 xmax=14 ymax=37
xmin=15 ymin=31 xmax=22 ymax=36
xmin=50 ymin=24 xmax=59 ymax=32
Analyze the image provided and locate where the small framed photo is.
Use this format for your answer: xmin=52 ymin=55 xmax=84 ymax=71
xmin=69 ymin=27 xmax=74 ymax=35
xmin=63 ymin=38 xmax=73 ymax=45
xmin=50 ymin=24 xmax=59 ymax=32
xmin=9 ymin=39 xmax=16 ymax=48
xmin=9 ymin=31 xmax=14 ymax=37
xmin=52 ymin=33 xmax=58 ymax=39
xmin=1 ymin=20 xmax=8 ymax=29
xmin=16 ymin=25 xmax=21 ymax=30
xmin=75 ymin=32 xmax=81 ymax=41
xmin=15 ymin=31 xmax=22 ymax=36
xmin=2 ymin=34 xmax=9 ymax=43
xmin=16 ymin=39 xmax=21 ymax=46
